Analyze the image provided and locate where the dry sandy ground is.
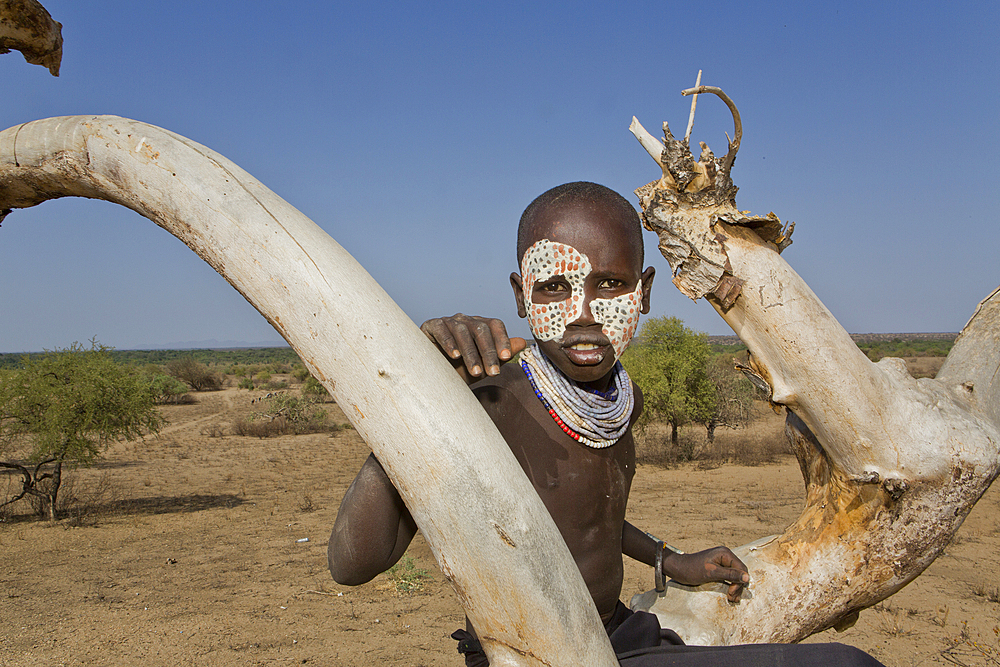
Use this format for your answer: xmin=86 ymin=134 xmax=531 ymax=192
xmin=2 ymin=382 xmax=998 ymax=666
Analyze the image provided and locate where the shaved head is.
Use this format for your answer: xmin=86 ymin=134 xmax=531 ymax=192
xmin=516 ymin=182 xmax=644 ymax=267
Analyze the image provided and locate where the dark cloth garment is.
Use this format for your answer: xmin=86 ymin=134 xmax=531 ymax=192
xmin=617 ymin=641 xmax=885 ymax=666
xmin=452 ymin=603 xmax=886 ymax=666
xmin=452 ymin=601 xmax=677 ymax=666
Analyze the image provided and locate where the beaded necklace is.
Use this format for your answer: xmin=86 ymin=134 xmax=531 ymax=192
xmin=519 ymin=345 xmax=634 ymax=449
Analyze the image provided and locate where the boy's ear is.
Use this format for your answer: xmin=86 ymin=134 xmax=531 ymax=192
xmin=510 ymin=272 xmax=528 ymax=318
xmin=639 ymin=266 xmax=655 ymax=314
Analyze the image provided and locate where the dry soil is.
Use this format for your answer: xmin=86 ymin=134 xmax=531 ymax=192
xmin=1 ymin=379 xmax=998 ymax=666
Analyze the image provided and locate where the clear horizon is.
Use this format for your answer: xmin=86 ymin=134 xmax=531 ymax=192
xmin=2 ymin=2 xmax=996 ymax=353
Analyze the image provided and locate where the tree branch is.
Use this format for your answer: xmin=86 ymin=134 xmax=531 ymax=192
xmin=683 ymin=70 xmax=702 ymax=146
xmin=630 ymin=86 xmax=1000 ymax=644
xmin=0 ymin=460 xmax=32 ymax=508
xmin=681 ymin=85 xmax=742 ymax=173
xmin=0 ymin=0 xmax=63 ymax=76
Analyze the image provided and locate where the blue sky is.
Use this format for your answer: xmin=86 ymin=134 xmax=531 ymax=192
xmin=1 ymin=1 xmax=996 ymax=352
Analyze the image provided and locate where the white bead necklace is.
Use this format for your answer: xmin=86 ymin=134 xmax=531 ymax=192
xmin=519 ymin=345 xmax=634 ymax=448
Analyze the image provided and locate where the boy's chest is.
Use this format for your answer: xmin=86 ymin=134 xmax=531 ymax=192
xmin=476 ymin=369 xmax=636 ymax=525
xmin=499 ymin=403 xmax=636 ymax=528
xmin=529 ymin=438 xmax=634 ymax=529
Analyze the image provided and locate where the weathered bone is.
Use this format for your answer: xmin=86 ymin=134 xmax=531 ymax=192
xmin=0 ymin=115 xmax=618 ymax=667
xmin=630 ymin=88 xmax=1000 ymax=644
xmin=0 ymin=0 xmax=63 ymax=76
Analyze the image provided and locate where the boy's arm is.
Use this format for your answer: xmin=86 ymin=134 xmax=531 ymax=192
xmin=328 ymin=453 xmax=418 ymax=585
xmin=621 ymin=521 xmax=750 ymax=603
xmin=420 ymin=314 xmax=526 ymax=384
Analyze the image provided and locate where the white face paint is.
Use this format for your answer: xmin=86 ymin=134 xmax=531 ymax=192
xmin=590 ymin=285 xmax=643 ymax=359
xmin=521 ymin=239 xmax=643 ymax=359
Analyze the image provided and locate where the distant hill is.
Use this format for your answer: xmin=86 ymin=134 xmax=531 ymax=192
xmin=127 ymin=339 xmax=289 ymax=351
xmin=707 ymin=332 xmax=959 ymax=347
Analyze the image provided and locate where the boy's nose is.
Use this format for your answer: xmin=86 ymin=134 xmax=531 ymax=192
xmin=568 ymin=288 xmax=597 ymax=326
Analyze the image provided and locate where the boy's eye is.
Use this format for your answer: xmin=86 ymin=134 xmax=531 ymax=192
xmin=598 ymin=279 xmax=625 ymax=290
xmin=537 ymin=279 xmax=569 ymax=294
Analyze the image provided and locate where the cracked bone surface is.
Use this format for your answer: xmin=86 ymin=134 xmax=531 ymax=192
xmin=0 ymin=115 xmax=618 ymax=667
xmin=630 ymin=88 xmax=1000 ymax=644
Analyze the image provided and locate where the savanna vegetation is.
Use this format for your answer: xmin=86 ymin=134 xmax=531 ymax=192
xmin=1 ymin=331 xmax=948 ymax=520
xmin=0 ymin=334 xmax=988 ymax=667
xmin=0 ymin=341 xmax=165 ymax=520
xmin=622 ymin=317 xmax=763 ymax=463
xmin=0 ymin=343 xmax=338 ymax=521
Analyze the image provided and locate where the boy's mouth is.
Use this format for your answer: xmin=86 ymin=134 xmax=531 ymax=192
xmin=561 ymin=340 xmax=610 ymax=365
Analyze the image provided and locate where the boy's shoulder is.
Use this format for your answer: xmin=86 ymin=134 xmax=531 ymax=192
xmin=471 ymin=355 xmax=532 ymax=407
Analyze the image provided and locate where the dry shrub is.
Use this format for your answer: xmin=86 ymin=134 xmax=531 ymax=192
xmin=972 ymin=583 xmax=1000 ymax=603
xmin=872 ymin=603 xmax=916 ymax=637
xmin=262 ymin=380 xmax=289 ymax=391
xmin=298 ymin=492 xmax=315 ymax=513
xmin=201 ymin=423 xmax=226 ymax=438
xmin=58 ymin=472 xmax=136 ymax=526
xmin=159 ymin=392 xmax=196 ymax=405
xmin=903 ymin=356 xmax=945 ymax=379
xmin=633 ymin=423 xmax=681 ymax=468
xmin=706 ymin=426 xmax=790 ymax=467
xmin=228 ymin=392 xmax=340 ymax=439
xmin=231 ymin=415 xmax=293 ymax=439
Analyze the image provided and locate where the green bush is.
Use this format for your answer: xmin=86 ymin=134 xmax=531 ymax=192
xmin=263 ymin=379 xmax=289 ymax=390
xmin=621 ymin=317 xmax=715 ymax=458
xmin=302 ymin=376 xmax=330 ymax=398
xmin=146 ymin=373 xmax=193 ymax=405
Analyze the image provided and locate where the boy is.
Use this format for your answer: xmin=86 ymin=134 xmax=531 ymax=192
xmin=329 ymin=182 xmax=879 ymax=666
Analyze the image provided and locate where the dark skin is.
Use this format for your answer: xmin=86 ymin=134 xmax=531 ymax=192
xmin=329 ymin=195 xmax=749 ymax=631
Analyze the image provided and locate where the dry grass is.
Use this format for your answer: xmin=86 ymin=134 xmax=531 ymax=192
xmin=41 ymin=471 xmax=137 ymax=526
xmin=872 ymin=603 xmax=917 ymax=637
xmin=635 ymin=402 xmax=789 ymax=468
xmin=231 ymin=415 xmax=294 ymax=438
xmin=901 ymin=357 xmax=946 ymax=379
xmin=972 ymin=583 xmax=1000 ymax=604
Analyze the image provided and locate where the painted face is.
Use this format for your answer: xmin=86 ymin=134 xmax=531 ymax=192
xmin=520 ymin=239 xmax=642 ymax=359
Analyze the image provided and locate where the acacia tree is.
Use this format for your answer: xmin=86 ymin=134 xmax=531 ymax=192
xmin=704 ymin=354 xmax=757 ymax=443
xmin=0 ymin=341 xmax=164 ymax=520
xmin=165 ymin=357 xmax=222 ymax=391
xmin=622 ymin=316 xmax=715 ymax=455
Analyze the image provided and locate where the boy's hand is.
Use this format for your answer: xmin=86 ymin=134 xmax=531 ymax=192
xmin=663 ymin=547 xmax=750 ymax=603
xmin=420 ymin=314 xmax=526 ymax=384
